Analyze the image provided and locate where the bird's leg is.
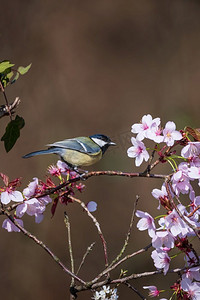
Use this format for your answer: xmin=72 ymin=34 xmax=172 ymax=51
xmin=66 ymin=163 xmax=88 ymax=178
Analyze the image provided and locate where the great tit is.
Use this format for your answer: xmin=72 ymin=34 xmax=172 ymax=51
xmin=23 ymin=134 xmax=116 ymax=170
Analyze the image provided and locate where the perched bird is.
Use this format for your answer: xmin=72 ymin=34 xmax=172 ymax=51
xmin=23 ymin=134 xmax=116 ymax=170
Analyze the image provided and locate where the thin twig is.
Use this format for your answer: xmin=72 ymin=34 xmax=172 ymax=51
xmin=3 ymin=210 xmax=86 ymax=285
xmin=76 ymin=242 xmax=96 ymax=276
xmin=0 ymin=78 xmax=12 ymax=120
xmin=64 ymin=213 xmax=75 ymax=287
xmin=68 ymin=195 xmax=109 ymax=269
xmin=144 ymin=149 xmax=156 ymax=175
xmin=88 ymin=243 xmax=152 ymax=286
xmin=124 ymin=281 xmax=146 ymax=300
xmin=0 ymin=97 xmax=20 ymax=118
xmin=109 ymin=195 xmax=140 ymax=268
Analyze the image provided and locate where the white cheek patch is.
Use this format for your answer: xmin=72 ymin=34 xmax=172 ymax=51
xmin=91 ymin=138 xmax=107 ymax=147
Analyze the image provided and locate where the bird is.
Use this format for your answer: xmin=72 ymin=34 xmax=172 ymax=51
xmin=23 ymin=134 xmax=116 ymax=171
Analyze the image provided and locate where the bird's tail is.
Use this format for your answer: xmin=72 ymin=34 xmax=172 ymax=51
xmin=23 ymin=147 xmax=60 ymax=159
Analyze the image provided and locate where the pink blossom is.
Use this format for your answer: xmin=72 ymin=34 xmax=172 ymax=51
xmin=181 ymin=142 xmax=200 ymax=159
xmin=184 ymin=252 xmax=199 ymax=266
xmin=190 ymin=157 xmax=200 ymax=167
xmin=86 ymin=201 xmax=97 ymax=212
xmin=143 ymin=285 xmax=160 ymax=297
xmin=151 ymin=248 xmax=171 ymax=275
xmin=188 ymin=166 xmax=200 ymax=180
xmin=127 ymin=137 xmax=149 ymax=167
xmin=164 ymin=209 xmax=186 ymax=237
xmin=2 ymin=218 xmax=24 ymax=232
xmin=152 ymin=231 xmax=174 ymax=249
xmin=152 ymin=185 xmax=169 ymax=209
xmin=23 ymin=177 xmax=38 ymax=198
xmin=131 ymin=114 xmax=161 ymax=141
xmin=188 ymin=166 xmax=200 ymax=187
xmin=162 ymin=121 xmax=182 ymax=146
xmin=163 ymin=205 xmax=194 ymax=238
xmin=16 ymin=198 xmax=44 ymax=218
xmin=182 ymin=266 xmax=200 ymax=282
xmin=48 ymin=165 xmax=61 ymax=177
xmin=57 ymin=160 xmax=73 ymax=175
xmin=152 ymin=185 xmax=168 ymax=200
xmin=181 ymin=278 xmax=200 ymax=299
xmin=189 ymin=193 xmax=200 ymax=219
xmin=136 ymin=210 xmax=156 ymax=237
xmin=1 ymin=190 xmax=23 ymax=205
xmin=147 ymin=125 xmax=164 ymax=143
xmin=17 ymin=181 xmax=52 ymax=223
xmin=172 ymin=163 xmax=191 ymax=196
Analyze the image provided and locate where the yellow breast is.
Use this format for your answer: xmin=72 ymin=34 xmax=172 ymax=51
xmin=61 ymin=149 xmax=102 ymax=167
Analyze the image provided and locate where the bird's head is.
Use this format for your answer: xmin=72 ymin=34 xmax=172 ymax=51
xmin=89 ymin=134 xmax=116 ymax=154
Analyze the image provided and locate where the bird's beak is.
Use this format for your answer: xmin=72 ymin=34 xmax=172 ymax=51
xmin=109 ymin=141 xmax=116 ymax=146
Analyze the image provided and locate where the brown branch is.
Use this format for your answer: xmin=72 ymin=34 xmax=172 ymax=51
xmin=69 ymin=195 xmax=109 ymax=269
xmin=76 ymin=242 xmax=96 ymax=276
xmin=88 ymin=243 xmax=152 ymax=286
xmin=3 ymin=210 xmax=86 ymax=285
xmin=109 ymin=195 xmax=139 ymax=268
xmin=64 ymin=213 xmax=75 ymax=287
xmin=3 ymin=170 xmax=167 ymax=215
xmin=74 ymin=263 xmax=200 ymax=293
xmin=0 ymin=97 xmax=20 ymax=118
xmin=124 ymin=281 xmax=146 ymax=300
xmin=0 ymin=79 xmax=12 ymax=120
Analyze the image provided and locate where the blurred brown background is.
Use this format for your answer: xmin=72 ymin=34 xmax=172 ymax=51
xmin=1 ymin=0 xmax=200 ymax=299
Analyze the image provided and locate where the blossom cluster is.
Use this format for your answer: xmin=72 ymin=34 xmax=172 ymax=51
xmin=92 ymin=285 xmax=118 ymax=300
xmin=128 ymin=115 xmax=200 ymax=299
xmin=0 ymin=160 xmax=92 ymax=232
xmin=127 ymin=114 xmax=182 ymax=166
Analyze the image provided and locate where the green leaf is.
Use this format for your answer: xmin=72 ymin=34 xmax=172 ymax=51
xmin=18 ymin=63 xmax=32 ymax=75
xmin=0 ymin=61 xmax=15 ymax=73
xmin=1 ymin=115 xmax=25 ymax=152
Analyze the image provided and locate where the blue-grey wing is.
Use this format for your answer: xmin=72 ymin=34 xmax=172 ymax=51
xmin=47 ymin=137 xmax=100 ymax=155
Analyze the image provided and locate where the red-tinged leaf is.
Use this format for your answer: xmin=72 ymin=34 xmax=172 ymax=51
xmin=185 ymin=127 xmax=200 ymax=141
xmin=51 ymin=197 xmax=59 ymax=217
xmin=0 ymin=173 xmax=9 ymax=186
xmin=9 ymin=178 xmax=21 ymax=188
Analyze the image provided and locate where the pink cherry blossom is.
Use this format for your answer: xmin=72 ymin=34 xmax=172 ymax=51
xmin=147 ymin=125 xmax=164 ymax=143
xmin=86 ymin=201 xmax=97 ymax=212
xmin=23 ymin=177 xmax=38 ymax=198
xmin=127 ymin=137 xmax=149 ymax=167
xmin=131 ymin=114 xmax=161 ymax=141
xmin=2 ymin=218 xmax=24 ymax=232
xmin=143 ymin=285 xmax=160 ymax=297
xmin=136 ymin=210 xmax=156 ymax=237
xmin=188 ymin=166 xmax=200 ymax=180
xmin=151 ymin=248 xmax=171 ymax=275
xmin=152 ymin=184 xmax=169 ymax=209
xmin=182 ymin=266 xmax=200 ymax=282
xmin=1 ymin=190 xmax=23 ymax=205
xmin=16 ymin=180 xmax=52 ymax=223
xmin=172 ymin=163 xmax=191 ymax=196
xmin=162 ymin=121 xmax=182 ymax=146
xmin=181 ymin=142 xmax=200 ymax=159
xmin=152 ymin=231 xmax=174 ymax=249
xmin=163 ymin=204 xmax=196 ymax=238
xmin=181 ymin=278 xmax=200 ymax=299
